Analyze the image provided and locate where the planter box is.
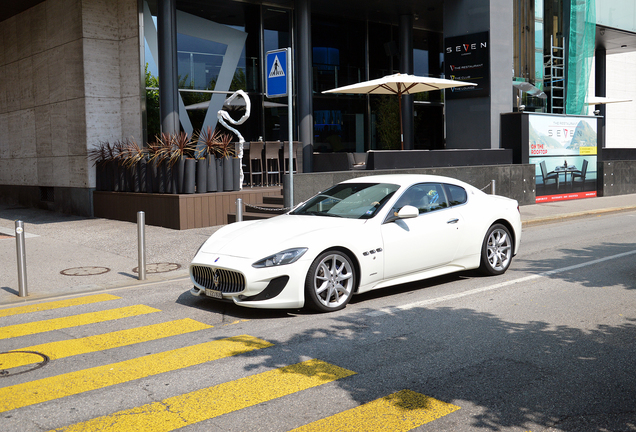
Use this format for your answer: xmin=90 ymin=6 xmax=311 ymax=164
xmin=94 ymin=187 xmax=282 ymax=230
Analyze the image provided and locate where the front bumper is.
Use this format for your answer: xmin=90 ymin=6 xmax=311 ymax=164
xmin=189 ymin=253 xmax=309 ymax=309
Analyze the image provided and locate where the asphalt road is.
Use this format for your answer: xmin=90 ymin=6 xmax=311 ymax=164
xmin=1 ymin=210 xmax=635 ymax=431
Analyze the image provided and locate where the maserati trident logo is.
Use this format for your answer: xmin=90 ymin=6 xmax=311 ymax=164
xmin=213 ymin=270 xmax=220 ymax=288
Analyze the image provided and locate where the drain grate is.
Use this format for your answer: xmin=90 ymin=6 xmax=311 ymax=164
xmin=60 ymin=266 xmax=111 ymax=276
xmin=133 ymin=263 xmax=181 ymax=274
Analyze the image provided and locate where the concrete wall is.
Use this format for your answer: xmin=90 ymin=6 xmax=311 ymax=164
xmin=287 ymin=165 xmax=537 ymax=207
xmin=0 ymin=0 xmax=141 ymax=215
xmin=600 ymin=161 xmax=636 ymax=196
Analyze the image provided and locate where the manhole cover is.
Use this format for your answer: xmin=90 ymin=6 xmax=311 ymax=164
xmin=0 ymin=351 xmax=50 ymax=377
xmin=133 ymin=263 xmax=181 ymax=274
xmin=60 ymin=266 xmax=111 ymax=276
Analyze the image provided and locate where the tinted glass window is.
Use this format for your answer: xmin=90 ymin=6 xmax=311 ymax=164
xmin=391 ymin=183 xmax=448 ymax=215
xmin=445 ymin=184 xmax=467 ymax=206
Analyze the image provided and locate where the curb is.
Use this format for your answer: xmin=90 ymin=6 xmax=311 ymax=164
xmin=522 ymin=205 xmax=636 ymax=227
xmin=0 ymin=271 xmax=190 ymax=308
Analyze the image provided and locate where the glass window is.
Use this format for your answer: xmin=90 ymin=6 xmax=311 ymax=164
xmin=143 ymin=1 xmax=291 ymax=142
xmin=174 ymin=5 xmax=252 ymax=135
xmin=368 ymin=22 xmax=397 ymax=80
xmin=263 ymin=7 xmax=292 ymax=141
xmin=312 ymin=15 xmax=365 ymax=93
xmin=291 ymin=183 xmax=399 ymax=219
xmin=312 ymin=15 xmax=367 ymax=153
xmin=391 ymin=183 xmax=449 ymax=215
xmin=444 ymin=184 xmax=467 ymax=206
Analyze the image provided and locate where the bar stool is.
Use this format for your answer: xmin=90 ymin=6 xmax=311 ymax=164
xmin=264 ymin=141 xmax=281 ymax=185
xmin=282 ymin=141 xmax=302 ymax=174
xmin=247 ymin=141 xmax=264 ymax=186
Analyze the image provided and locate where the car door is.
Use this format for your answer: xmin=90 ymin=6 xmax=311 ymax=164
xmin=380 ymin=183 xmax=463 ymax=279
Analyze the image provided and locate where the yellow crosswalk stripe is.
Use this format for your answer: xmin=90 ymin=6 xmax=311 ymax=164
xmin=0 ymin=335 xmax=273 ymax=413
xmin=1 ymin=319 xmax=213 ymax=370
xmin=0 ymin=294 xmax=120 ymax=318
xmin=49 ymin=359 xmax=356 ymax=432
xmin=290 ymin=389 xmax=461 ymax=431
xmin=0 ymin=305 xmax=160 ymax=340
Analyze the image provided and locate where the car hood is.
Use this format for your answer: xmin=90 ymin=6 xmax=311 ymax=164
xmin=197 ymin=214 xmax=366 ymax=259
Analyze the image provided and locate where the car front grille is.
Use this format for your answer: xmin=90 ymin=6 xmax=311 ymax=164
xmin=191 ymin=265 xmax=246 ymax=293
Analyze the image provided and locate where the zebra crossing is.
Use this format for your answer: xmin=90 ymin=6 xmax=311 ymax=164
xmin=0 ymin=294 xmax=460 ymax=431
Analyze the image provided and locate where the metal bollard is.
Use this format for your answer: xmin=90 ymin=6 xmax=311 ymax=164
xmin=15 ymin=220 xmax=28 ymax=297
xmin=137 ymin=211 xmax=146 ymax=281
xmin=236 ymin=198 xmax=243 ymax=222
xmin=491 ymin=179 xmax=496 ymax=195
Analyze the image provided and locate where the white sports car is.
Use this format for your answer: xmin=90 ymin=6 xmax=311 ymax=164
xmin=190 ymin=174 xmax=521 ymax=312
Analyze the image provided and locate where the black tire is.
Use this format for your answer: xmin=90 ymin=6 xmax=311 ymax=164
xmin=304 ymin=250 xmax=356 ymax=312
xmin=479 ymin=223 xmax=513 ymax=276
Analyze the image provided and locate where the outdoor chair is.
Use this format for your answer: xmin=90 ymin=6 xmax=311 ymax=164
xmin=572 ymin=159 xmax=588 ymax=190
xmin=265 ymin=141 xmax=281 ymax=185
xmin=282 ymin=141 xmax=302 ymax=174
xmin=247 ymin=141 xmax=264 ymax=186
xmin=540 ymin=160 xmax=559 ymax=192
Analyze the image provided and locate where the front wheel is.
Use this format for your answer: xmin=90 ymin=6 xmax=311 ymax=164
xmin=305 ymin=250 xmax=356 ymax=312
xmin=479 ymin=224 xmax=513 ymax=276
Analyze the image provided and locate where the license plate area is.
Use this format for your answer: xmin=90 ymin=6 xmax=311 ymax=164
xmin=205 ymin=288 xmax=223 ymax=299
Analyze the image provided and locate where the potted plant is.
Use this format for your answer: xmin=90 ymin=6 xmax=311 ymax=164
xmin=215 ymin=131 xmax=235 ymax=191
xmin=112 ymin=139 xmax=129 ymax=192
xmin=197 ymin=127 xmax=220 ymax=192
xmin=155 ymin=133 xmax=175 ymax=193
xmin=168 ymin=132 xmax=196 ymax=194
xmin=145 ymin=139 xmax=163 ymax=193
xmin=122 ymin=139 xmax=147 ymax=193
xmin=87 ymin=141 xmax=111 ymax=191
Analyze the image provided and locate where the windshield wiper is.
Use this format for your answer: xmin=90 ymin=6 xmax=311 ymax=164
xmin=302 ymin=211 xmax=344 ymax=218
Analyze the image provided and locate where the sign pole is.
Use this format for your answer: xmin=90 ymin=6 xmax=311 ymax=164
xmin=287 ymin=47 xmax=294 ymax=207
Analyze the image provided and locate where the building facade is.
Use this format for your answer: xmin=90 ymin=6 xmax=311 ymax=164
xmin=0 ymin=0 xmax=634 ymax=216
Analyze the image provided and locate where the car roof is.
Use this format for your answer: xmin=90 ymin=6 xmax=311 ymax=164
xmin=340 ymin=174 xmax=476 ymax=190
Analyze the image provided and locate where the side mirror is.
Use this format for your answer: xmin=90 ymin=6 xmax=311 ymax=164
xmin=396 ymin=205 xmax=419 ymax=219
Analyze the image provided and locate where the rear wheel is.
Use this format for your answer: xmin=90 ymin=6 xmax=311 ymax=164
xmin=305 ymin=250 xmax=356 ymax=312
xmin=479 ymin=224 xmax=513 ymax=275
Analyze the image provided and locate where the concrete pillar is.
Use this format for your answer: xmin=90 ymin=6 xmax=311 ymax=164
xmin=399 ymin=14 xmax=414 ymax=150
xmin=296 ymin=0 xmax=314 ymax=172
xmin=157 ymin=0 xmax=179 ymax=134
xmin=443 ymin=0 xmax=513 ymax=149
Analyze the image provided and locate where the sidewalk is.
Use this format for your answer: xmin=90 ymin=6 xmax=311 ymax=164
xmin=2 ymin=193 xmax=636 ymax=306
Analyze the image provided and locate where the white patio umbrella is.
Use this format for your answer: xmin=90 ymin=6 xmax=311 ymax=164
xmin=323 ymin=73 xmax=476 ymax=149
xmin=584 ymin=96 xmax=632 ymax=105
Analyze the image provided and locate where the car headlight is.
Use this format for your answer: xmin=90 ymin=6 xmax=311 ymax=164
xmin=252 ymin=248 xmax=308 ymax=268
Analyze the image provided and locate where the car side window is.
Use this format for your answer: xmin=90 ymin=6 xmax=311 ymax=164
xmin=444 ymin=184 xmax=467 ymax=206
xmin=392 ymin=183 xmax=449 ymax=215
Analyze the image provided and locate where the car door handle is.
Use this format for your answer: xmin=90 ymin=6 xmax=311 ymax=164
xmin=447 ymin=218 xmax=459 ymax=224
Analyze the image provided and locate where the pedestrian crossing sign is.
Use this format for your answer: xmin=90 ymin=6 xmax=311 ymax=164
xmin=266 ymin=48 xmax=288 ymax=98
xmin=269 ymin=56 xmax=285 ymax=78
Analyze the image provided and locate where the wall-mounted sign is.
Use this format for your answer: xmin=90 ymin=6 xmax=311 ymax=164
xmin=444 ymin=31 xmax=490 ymax=99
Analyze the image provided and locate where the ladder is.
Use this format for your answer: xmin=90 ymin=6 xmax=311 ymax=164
xmin=544 ymin=35 xmax=565 ymax=114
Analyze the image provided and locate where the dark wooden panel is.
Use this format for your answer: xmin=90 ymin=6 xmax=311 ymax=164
xmin=93 ymin=187 xmax=282 ymax=230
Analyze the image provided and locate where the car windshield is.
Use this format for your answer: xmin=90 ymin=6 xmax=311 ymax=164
xmin=291 ymin=183 xmax=400 ymax=219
